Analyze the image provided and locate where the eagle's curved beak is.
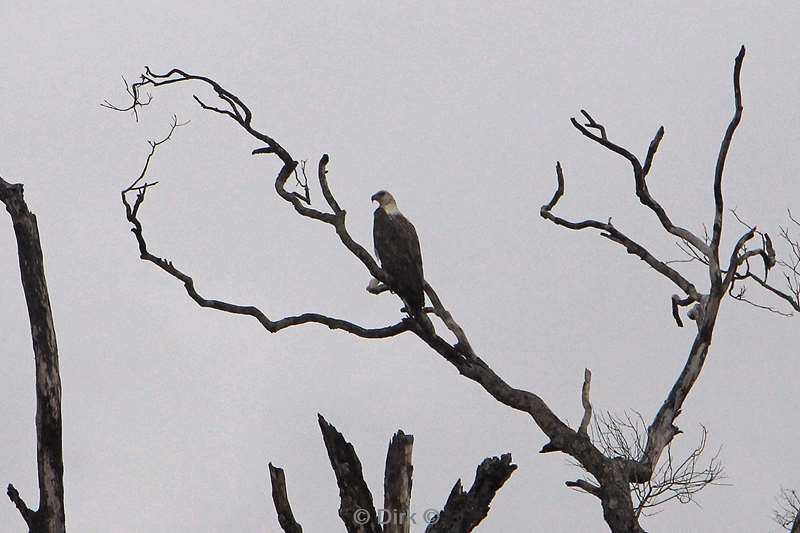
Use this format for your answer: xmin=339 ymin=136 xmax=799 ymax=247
xmin=371 ymin=192 xmax=380 ymax=203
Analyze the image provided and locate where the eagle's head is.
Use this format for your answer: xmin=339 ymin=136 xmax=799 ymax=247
xmin=371 ymin=190 xmax=399 ymax=212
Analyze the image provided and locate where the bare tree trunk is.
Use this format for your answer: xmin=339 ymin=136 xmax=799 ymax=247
xmin=384 ymin=430 xmax=413 ymax=533
xmin=2 ymin=177 xmax=66 ymax=533
xmin=597 ymin=464 xmax=646 ymax=533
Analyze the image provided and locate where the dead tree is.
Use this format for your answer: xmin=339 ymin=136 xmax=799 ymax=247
xmin=269 ymin=415 xmax=515 ymax=533
xmin=1 ymin=178 xmax=66 ymax=533
xmin=0 ymin=173 xmax=513 ymax=533
xmin=774 ymin=488 xmax=800 ymax=533
xmin=109 ymin=46 xmax=798 ymax=532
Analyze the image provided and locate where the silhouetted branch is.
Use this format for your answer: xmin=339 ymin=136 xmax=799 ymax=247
xmin=539 ymin=47 xmax=794 ymax=532
xmin=110 ymin=47 xmax=790 ymax=533
xmin=578 ymin=368 xmax=593 ymax=436
xmin=5 ymin=484 xmax=34 ymax=530
xmin=710 ymin=46 xmax=746 ymax=266
xmin=120 ymin=122 xmax=410 ymax=340
xmin=589 ymin=413 xmax=725 ymax=519
xmin=568 ymin=110 xmax=709 ymax=258
xmin=100 ymin=60 xmax=629 ymax=533
xmin=725 ymin=209 xmax=800 ymax=314
xmin=108 ymin=72 xmax=611 ymax=481
xmin=541 ymin=162 xmax=701 ymax=307
xmin=426 ymin=454 xmax=517 ymax=533
xmin=773 ymin=487 xmax=800 ymax=532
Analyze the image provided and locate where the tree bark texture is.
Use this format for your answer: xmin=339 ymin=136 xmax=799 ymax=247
xmin=1 ymin=177 xmax=66 ymax=533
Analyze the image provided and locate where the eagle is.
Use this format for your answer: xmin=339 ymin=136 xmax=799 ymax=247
xmin=371 ymin=190 xmax=426 ymax=318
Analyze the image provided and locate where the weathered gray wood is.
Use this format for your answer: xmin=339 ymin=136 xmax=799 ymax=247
xmin=2 ymin=177 xmax=66 ymax=533
xmin=318 ymin=415 xmax=382 ymax=533
xmin=426 ymin=454 xmax=516 ymax=533
xmin=383 ymin=430 xmax=413 ymax=533
xmin=268 ymin=463 xmax=303 ymax=533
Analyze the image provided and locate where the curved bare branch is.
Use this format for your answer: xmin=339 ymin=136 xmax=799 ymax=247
xmin=120 ymin=123 xmax=409 ymax=340
xmin=541 ymin=162 xmax=701 ymax=304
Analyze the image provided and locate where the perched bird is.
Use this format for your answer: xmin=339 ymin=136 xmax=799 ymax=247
xmin=371 ymin=190 xmax=426 ymax=317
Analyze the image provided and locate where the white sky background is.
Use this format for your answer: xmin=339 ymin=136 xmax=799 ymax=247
xmin=1 ymin=2 xmax=799 ymax=532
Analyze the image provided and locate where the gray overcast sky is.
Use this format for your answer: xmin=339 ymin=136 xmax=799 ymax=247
xmin=1 ymin=2 xmax=799 ymax=532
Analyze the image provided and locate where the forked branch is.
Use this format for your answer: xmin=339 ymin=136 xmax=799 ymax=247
xmin=111 ymin=64 xmax=643 ymax=530
xmin=774 ymin=487 xmax=800 ymax=533
xmin=111 ymin=46 xmax=790 ymax=533
xmin=542 ymin=46 xmax=792 ymax=528
xmin=120 ymin=119 xmax=410 ymax=340
xmin=540 ymin=162 xmax=701 ymax=310
xmin=726 ymin=209 xmax=800 ymax=314
xmin=589 ymin=414 xmax=726 ymax=519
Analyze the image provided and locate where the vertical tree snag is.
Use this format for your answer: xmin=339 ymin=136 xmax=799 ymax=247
xmin=383 ymin=431 xmax=414 ymax=533
xmin=109 ymin=46 xmax=798 ymax=532
xmin=1 ymin=177 xmax=66 ymax=533
xmin=318 ymin=414 xmax=384 ymax=533
xmin=268 ymin=463 xmax=304 ymax=533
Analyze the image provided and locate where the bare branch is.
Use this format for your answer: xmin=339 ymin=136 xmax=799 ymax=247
xmin=642 ymin=126 xmax=665 ymax=179
xmin=773 ymin=487 xmax=800 ymax=532
xmin=580 ymin=109 xmax=607 ymax=140
xmin=101 ymin=74 xmax=153 ymax=121
xmin=541 ymin=162 xmax=701 ymax=306
xmin=722 ymin=226 xmax=757 ymax=289
xmin=293 ymin=160 xmax=311 ymax=205
xmin=568 ymin=111 xmax=709 ymax=257
xmin=317 ymin=154 xmax=342 ymax=214
xmin=122 ymin=114 xmax=188 ymax=195
xmin=565 ymin=479 xmax=601 ymax=498
xmin=424 ymin=282 xmax=475 ymax=358
xmin=120 ymin=122 xmax=409 ymax=340
xmin=671 ymin=294 xmax=695 ymax=328
xmin=111 ymin=49 xmax=784 ymax=533
xmin=426 ymin=454 xmax=517 ymax=533
xmin=729 ymin=285 xmax=794 ymax=316
xmin=578 ymin=368 xmax=593 ymax=436
xmin=710 ymin=46 xmax=746 ymax=265
xmin=6 ymin=484 xmax=34 ymax=529
xmin=725 ymin=209 xmax=800 ymax=313
xmin=745 ymin=272 xmax=800 ymax=312
xmin=590 ymin=415 xmax=725 ymax=517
